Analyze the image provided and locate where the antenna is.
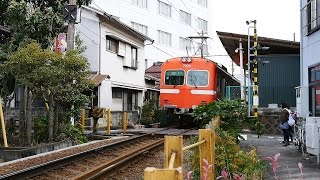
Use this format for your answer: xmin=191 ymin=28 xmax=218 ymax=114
xmin=188 ymin=31 xmax=210 ymax=58
xmin=186 ymin=46 xmax=190 ymax=57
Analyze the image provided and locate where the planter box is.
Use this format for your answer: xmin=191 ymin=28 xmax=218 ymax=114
xmin=0 ymin=141 xmax=73 ymax=162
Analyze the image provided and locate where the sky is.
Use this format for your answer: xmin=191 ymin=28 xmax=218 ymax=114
xmin=208 ymin=0 xmax=300 ymax=76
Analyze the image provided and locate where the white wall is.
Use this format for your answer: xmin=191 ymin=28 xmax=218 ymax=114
xmin=300 ymin=0 xmax=320 ymax=117
xmin=77 ymin=7 xmax=147 ymax=110
xmin=92 ymin=0 xmax=210 ymax=67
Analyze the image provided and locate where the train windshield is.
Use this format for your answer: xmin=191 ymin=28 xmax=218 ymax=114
xmin=187 ymin=70 xmax=209 ymax=87
xmin=165 ymin=70 xmax=184 ymax=85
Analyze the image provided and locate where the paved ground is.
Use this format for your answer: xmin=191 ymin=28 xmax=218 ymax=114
xmin=240 ymin=134 xmax=320 ymax=180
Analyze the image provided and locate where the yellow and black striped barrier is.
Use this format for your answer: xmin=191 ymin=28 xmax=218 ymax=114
xmin=252 ymin=24 xmax=259 ymax=117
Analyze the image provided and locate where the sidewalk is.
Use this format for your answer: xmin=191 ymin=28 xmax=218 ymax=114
xmin=240 ymin=134 xmax=320 ymax=180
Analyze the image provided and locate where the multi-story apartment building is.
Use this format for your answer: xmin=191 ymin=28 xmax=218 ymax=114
xmin=299 ymin=0 xmax=320 ymax=117
xmin=92 ymin=0 xmax=210 ymax=68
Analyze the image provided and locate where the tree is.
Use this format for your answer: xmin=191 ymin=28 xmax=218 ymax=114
xmin=0 ymin=0 xmax=92 ymax=144
xmin=3 ymin=43 xmax=91 ymax=143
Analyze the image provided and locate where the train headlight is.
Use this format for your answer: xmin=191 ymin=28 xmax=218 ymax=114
xmin=181 ymin=57 xmax=192 ymax=63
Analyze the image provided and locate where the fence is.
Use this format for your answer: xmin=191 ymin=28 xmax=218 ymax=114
xmin=81 ymin=109 xmax=139 ymax=134
xmin=144 ymin=117 xmax=220 ymax=180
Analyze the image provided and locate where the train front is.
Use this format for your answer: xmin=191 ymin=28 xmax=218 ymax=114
xmin=160 ymin=57 xmax=217 ymax=115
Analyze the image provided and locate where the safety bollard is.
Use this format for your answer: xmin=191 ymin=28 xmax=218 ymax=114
xmin=0 ymin=97 xmax=8 ymax=147
xmin=81 ymin=109 xmax=85 ymax=132
xmin=123 ymin=112 xmax=127 ymax=134
xmin=107 ymin=109 xmax=111 ymax=135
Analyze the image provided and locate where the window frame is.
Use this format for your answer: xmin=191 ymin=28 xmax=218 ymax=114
xmin=180 ymin=10 xmax=191 ymax=25
xmin=179 ymin=37 xmax=192 ymax=50
xmin=131 ymin=0 xmax=147 ymax=9
xmin=112 ymin=88 xmax=123 ymax=98
xmin=197 ymin=0 xmax=208 ymax=7
xmin=186 ymin=70 xmax=210 ymax=87
xmin=131 ymin=47 xmax=138 ymax=69
xmin=164 ymin=70 xmax=185 ymax=86
xmin=158 ymin=30 xmax=172 ymax=46
xmin=158 ymin=0 xmax=172 ymax=18
xmin=198 ymin=18 xmax=208 ymax=32
xmin=306 ymin=0 xmax=320 ymax=35
xmin=106 ymin=36 xmax=118 ymax=53
xmin=131 ymin=22 xmax=148 ymax=35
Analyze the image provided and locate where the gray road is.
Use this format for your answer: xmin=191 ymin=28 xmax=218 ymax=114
xmin=240 ymin=134 xmax=320 ymax=180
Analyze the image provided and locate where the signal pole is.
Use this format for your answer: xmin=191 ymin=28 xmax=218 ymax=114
xmin=252 ymin=23 xmax=259 ymax=117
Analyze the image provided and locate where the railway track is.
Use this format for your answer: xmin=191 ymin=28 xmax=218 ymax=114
xmin=0 ymin=128 xmax=195 ymax=180
xmin=0 ymin=134 xmax=163 ymax=180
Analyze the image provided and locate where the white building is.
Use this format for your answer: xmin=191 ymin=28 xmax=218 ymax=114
xmin=91 ymin=0 xmax=211 ymax=68
xmin=299 ymin=0 xmax=320 ymax=117
xmin=76 ymin=6 xmax=153 ymax=111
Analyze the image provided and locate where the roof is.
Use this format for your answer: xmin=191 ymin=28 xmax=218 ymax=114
xmin=217 ymin=31 xmax=300 ymax=69
xmin=82 ymin=6 xmax=153 ymax=42
xmin=145 ymin=62 xmax=163 ymax=79
xmin=87 ymin=73 xmax=108 ymax=87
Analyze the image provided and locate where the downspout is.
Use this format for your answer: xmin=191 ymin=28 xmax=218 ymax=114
xmin=98 ymin=21 xmax=102 ymax=107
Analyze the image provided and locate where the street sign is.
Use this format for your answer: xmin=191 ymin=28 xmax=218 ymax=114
xmin=63 ymin=5 xmax=77 ymax=22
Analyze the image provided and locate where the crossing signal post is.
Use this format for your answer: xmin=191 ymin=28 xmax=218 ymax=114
xmin=252 ymin=26 xmax=259 ymax=117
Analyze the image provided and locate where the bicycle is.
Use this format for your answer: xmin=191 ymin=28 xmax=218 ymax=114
xmin=293 ymin=117 xmax=306 ymax=154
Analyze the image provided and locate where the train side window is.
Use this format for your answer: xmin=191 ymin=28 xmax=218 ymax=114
xmin=187 ymin=70 xmax=209 ymax=87
xmin=165 ymin=70 xmax=184 ymax=85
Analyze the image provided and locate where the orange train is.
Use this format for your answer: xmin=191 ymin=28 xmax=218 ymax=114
xmin=160 ymin=57 xmax=240 ymax=115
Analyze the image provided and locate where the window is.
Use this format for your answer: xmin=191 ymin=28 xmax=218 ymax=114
xmin=132 ymin=0 xmax=147 ymax=8
xmin=158 ymin=30 xmax=172 ymax=46
xmin=302 ymin=0 xmax=320 ymax=34
xmin=179 ymin=37 xmax=192 ymax=50
xmin=131 ymin=22 xmax=148 ymax=35
xmin=187 ymin=70 xmax=209 ymax=87
xmin=198 ymin=18 xmax=208 ymax=32
xmin=112 ymin=88 xmax=122 ymax=98
xmin=198 ymin=0 xmax=207 ymax=7
xmin=131 ymin=47 xmax=138 ymax=69
xmin=106 ymin=36 xmax=118 ymax=53
xmin=158 ymin=1 xmax=171 ymax=17
xmin=180 ymin=10 xmax=191 ymax=25
xmin=165 ymin=70 xmax=184 ymax=85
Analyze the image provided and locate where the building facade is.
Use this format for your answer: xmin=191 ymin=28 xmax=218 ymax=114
xmin=300 ymin=0 xmax=320 ymax=117
xmin=76 ymin=6 xmax=153 ymax=111
xmin=92 ymin=0 xmax=211 ymax=68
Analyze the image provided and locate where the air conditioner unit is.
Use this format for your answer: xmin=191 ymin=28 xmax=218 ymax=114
xmin=306 ymin=117 xmax=320 ymax=163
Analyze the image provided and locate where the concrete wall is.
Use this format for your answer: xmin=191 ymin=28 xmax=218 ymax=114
xmin=92 ymin=0 xmax=211 ymax=67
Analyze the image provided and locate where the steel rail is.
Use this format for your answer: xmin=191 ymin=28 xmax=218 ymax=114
xmin=0 ymin=134 xmax=151 ymax=180
xmin=73 ymin=138 xmax=164 ymax=180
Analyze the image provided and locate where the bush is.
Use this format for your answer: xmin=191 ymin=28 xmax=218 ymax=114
xmin=34 ymin=116 xmax=49 ymax=144
xmin=193 ymin=99 xmax=264 ymax=139
xmin=187 ymin=131 xmax=266 ymax=179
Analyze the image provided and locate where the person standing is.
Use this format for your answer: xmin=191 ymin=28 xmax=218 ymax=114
xmin=279 ymin=103 xmax=290 ymax=146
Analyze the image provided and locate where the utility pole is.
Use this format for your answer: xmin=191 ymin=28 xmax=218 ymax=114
xmin=188 ymin=31 xmax=209 ymax=58
xmin=239 ymin=38 xmax=245 ymax=101
xmin=64 ymin=0 xmax=77 ymax=51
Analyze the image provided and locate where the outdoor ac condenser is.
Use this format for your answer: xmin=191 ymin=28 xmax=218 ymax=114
xmin=306 ymin=117 xmax=320 ymax=163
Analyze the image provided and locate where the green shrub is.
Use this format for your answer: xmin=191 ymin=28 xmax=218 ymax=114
xmin=193 ymin=99 xmax=264 ymax=139
xmin=34 ymin=116 xmax=49 ymax=143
